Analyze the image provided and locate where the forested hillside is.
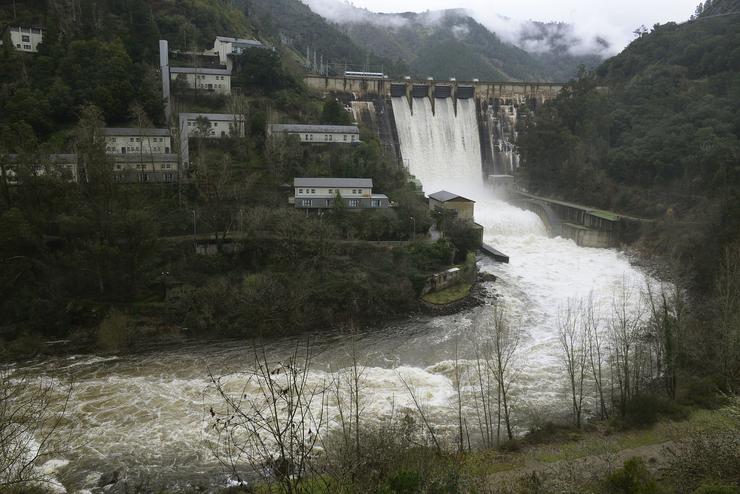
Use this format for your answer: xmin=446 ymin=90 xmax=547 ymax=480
xmin=0 ymin=0 xmax=474 ymax=352
xmin=240 ymin=0 xmax=408 ymax=76
xmin=312 ymin=8 xmax=602 ymax=81
xmin=518 ymin=6 xmax=740 ymax=292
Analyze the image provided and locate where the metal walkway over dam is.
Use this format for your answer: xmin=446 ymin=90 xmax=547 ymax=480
xmin=304 ymin=75 xmax=566 ymax=102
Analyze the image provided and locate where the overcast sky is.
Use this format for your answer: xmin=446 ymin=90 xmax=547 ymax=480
xmin=326 ymin=0 xmax=700 ymax=52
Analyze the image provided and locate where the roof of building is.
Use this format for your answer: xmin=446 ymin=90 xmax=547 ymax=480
xmin=294 ymin=177 xmax=373 ymax=188
xmin=271 ymin=124 xmax=360 ymax=135
xmin=429 ymin=190 xmax=475 ymax=203
xmin=215 ymin=36 xmax=264 ymax=47
xmin=113 ymin=154 xmax=178 ymax=163
xmin=103 ymin=128 xmax=171 ymax=137
xmin=170 ymin=66 xmax=231 ymax=76
xmin=179 ymin=113 xmax=245 ymax=122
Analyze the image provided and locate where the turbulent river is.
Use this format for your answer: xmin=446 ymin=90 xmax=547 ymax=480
xmin=15 ymin=97 xmax=653 ymax=492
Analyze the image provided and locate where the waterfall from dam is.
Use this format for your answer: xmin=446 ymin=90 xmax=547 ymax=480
xmin=391 ymin=96 xmax=481 ymax=192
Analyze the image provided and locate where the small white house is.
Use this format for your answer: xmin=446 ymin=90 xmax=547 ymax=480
xmin=103 ymin=128 xmax=172 ymax=155
xmin=170 ymin=67 xmax=232 ymax=95
xmin=210 ymin=36 xmax=265 ymax=65
xmin=269 ymin=124 xmax=360 ymax=144
xmin=4 ymin=27 xmax=43 ymax=52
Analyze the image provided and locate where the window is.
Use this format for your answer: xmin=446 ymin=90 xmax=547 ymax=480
xmin=130 ymin=138 xmax=134 ymax=142
xmin=343 ymin=135 xmax=347 ymax=141
xmin=358 ymin=189 xmax=363 ymax=194
xmin=311 ymin=189 xmax=316 ymax=194
xmin=352 ymin=189 xmax=357 ymax=194
xmin=116 ymin=164 xmax=122 ymax=170
xmin=328 ymin=189 xmax=333 ymax=194
xmin=325 ymin=199 xmax=333 ymax=207
xmin=22 ymin=35 xmax=30 ymax=42
xmin=165 ymin=173 xmax=173 ymax=182
xmin=136 ymin=137 xmax=140 ymax=142
xmin=298 ymin=189 xmax=303 ymax=194
xmin=349 ymin=199 xmax=360 ymax=208
xmin=305 ymin=134 xmax=309 ymax=140
xmin=371 ymin=199 xmax=381 ymax=208
xmin=302 ymin=199 xmax=312 ymax=207
xmin=328 ymin=135 xmax=333 ymax=141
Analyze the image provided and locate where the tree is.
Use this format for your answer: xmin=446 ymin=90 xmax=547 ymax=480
xmin=609 ymin=278 xmax=647 ymax=415
xmin=208 ymin=341 xmax=327 ymax=493
xmin=0 ymin=368 xmax=71 ymax=491
xmin=320 ymin=99 xmax=352 ymax=125
xmin=558 ymin=298 xmax=588 ymax=428
xmin=714 ymin=245 xmax=740 ymax=393
xmin=584 ymin=293 xmax=609 ymax=419
xmin=474 ymin=301 xmax=520 ymax=442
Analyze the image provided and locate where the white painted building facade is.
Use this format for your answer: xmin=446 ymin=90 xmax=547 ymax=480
xmin=178 ymin=113 xmax=246 ymax=165
xmin=292 ymin=178 xmax=390 ymax=210
xmin=112 ymin=154 xmax=179 ymax=183
xmin=210 ymin=36 xmax=265 ymax=65
xmin=269 ymin=124 xmax=360 ymax=144
xmin=170 ymin=67 xmax=232 ymax=95
xmin=5 ymin=27 xmax=43 ymax=52
xmin=103 ymin=128 xmax=172 ymax=155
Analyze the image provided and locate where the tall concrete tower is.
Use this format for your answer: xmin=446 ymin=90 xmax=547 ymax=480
xmin=159 ymin=40 xmax=171 ymax=122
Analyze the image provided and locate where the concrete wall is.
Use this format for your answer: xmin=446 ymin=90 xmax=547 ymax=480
xmin=305 ymin=75 xmax=567 ymax=102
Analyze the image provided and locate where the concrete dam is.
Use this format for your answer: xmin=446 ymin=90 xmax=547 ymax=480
xmin=306 ymin=74 xmax=633 ymax=248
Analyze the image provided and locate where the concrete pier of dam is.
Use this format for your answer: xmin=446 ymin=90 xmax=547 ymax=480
xmin=304 ymin=75 xmax=566 ymax=103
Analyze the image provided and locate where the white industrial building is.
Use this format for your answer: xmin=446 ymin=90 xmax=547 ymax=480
xmin=210 ymin=36 xmax=266 ymax=65
xmin=269 ymin=124 xmax=360 ymax=144
xmin=178 ymin=113 xmax=246 ymax=165
xmin=170 ymin=67 xmax=232 ymax=95
xmin=291 ymin=177 xmax=390 ymax=210
xmin=2 ymin=154 xmax=78 ymax=184
xmin=103 ymin=128 xmax=172 ymax=155
xmin=112 ymin=154 xmax=179 ymax=183
xmin=3 ymin=27 xmax=43 ymax=52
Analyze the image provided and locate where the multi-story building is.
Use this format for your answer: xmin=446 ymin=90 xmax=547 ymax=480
xmin=3 ymin=27 xmax=43 ymax=52
xmin=103 ymin=128 xmax=172 ymax=155
xmin=112 ymin=154 xmax=179 ymax=183
xmin=210 ymin=36 xmax=266 ymax=66
xmin=269 ymin=124 xmax=360 ymax=144
xmin=1 ymin=154 xmax=78 ymax=183
xmin=291 ymin=178 xmax=390 ymax=210
xmin=178 ymin=113 xmax=246 ymax=165
xmin=170 ymin=66 xmax=232 ymax=95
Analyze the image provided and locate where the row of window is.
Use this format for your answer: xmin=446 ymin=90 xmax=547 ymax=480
xmin=300 ymin=199 xmax=382 ymax=208
xmin=112 ymin=173 xmax=175 ymax=182
xmin=105 ymin=137 xmax=168 ymax=143
xmin=300 ymin=134 xmax=358 ymax=142
xmin=297 ymin=188 xmax=365 ymax=195
xmin=114 ymin=163 xmax=175 ymax=171
xmin=186 ymin=121 xmax=233 ymax=129
xmin=196 ymin=75 xmax=228 ymax=81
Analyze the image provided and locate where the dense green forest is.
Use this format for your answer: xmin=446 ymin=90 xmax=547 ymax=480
xmin=517 ymin=3 xmax=740 ymax=390
xmin=0 ymin=0 xmax=483 ymax=354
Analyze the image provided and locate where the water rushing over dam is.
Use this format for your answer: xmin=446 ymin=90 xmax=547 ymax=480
xmin=16 ymin=95 xmax=653 ymax=493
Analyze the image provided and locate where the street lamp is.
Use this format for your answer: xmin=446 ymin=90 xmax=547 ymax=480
xmin=191 ymin=209 xmax=197 ymax=241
